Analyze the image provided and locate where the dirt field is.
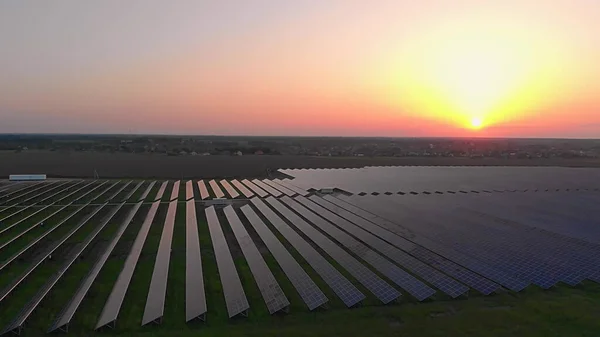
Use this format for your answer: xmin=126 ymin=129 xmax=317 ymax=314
xmin=2 ymin=151 xmax=600 ymax=179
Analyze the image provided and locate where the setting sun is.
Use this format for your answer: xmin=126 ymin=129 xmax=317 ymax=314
xmin=470 ymin=117 xmax=484 ymax=129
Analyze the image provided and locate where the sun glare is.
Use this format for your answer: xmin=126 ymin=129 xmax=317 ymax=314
xmin=382 ymin=21 xmax=564 ymax=133
xmin=470 ymin=116 xmax=483 ymax=129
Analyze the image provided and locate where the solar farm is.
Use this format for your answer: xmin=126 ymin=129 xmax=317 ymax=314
xmin=1 ymin=166 xmax=600 ymax=336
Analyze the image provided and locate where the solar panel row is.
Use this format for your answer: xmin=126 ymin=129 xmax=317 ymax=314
xmin=143 ymin=199 xmax=178 ymax=325
xmin=0 ymin=182 xmax=116 ymax=262
xmin=380 ymin=196 xmax=558 ymax=289
xmin=262 ymin=179 xmax=296 ymax=197
xmin=293 ymin=196 xmax=438 ymax=300
xmin=107 ymin=180 xmax=132 ymax=201
xmin=242 ymin=179 xmax=268 ymax=198
xmin=122 ymin=181 xmax=144 ymax=201
xmin=0 ymin=180 xmax=95 ymax=229
xmin=185 ymin=180 xmax=194 ymax=201
xmin=253 ymin=198 xmax=365 ymax=308
xmin=0 ymin=181 xmax=45 ymax=200
xmin=49 ymin=201 xmax=145 ymax=333
xmin=0 ymin=180 xmax=62 ymax=206
xmin=205 ymin=206 xmax=249 ymax=318
xmin=252 ymin=179 xmax=282 ymax=197
xmin=197 ymin=180 xmax=210 ymax=200
xmin=185 ymin=199 xmax=207 ymax=322
xmin=95 ymin=201 xmax=162 ymax=330
xmin=224 ymin=206 xmax=290 ymax=314
xmin=231 ymin=179 xmax=254 ymax=198
xmin=139 ymin=181 xmax=157 ymax=201
xmin=170 ymin=181 xmax=181 ymax=201
xmin=240 ymin=205 xmax=328 ymax=310
xmin=322 ymin=195 xmax=500 ymax=295
xmin=154 ymin=181 xmax=168 ymax=201
xmin=274 ymin=179 xmax=309 ymax=196
xmin=220 ymin=180 xmax=240 ymax=199
xmin=144 ymin=203 xmax=177 ymax=325
xmin=0 ymin=203 xmax=125 ymax=336
xmin=305 ymin=196 xmax=468 ymax=298
xmin=339 ymin=196 xmax=530 ymax=292
xmin=0 ymin=203 xmax=107 ymax=304
xmin=279 ymin=197 xmax=401 ymax=304
xmin=209 ymin=180 xmax=225 ymax=199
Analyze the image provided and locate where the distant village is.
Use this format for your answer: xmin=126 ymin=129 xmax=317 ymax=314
xmin=2 ymin=135 xmax=599 ymax=159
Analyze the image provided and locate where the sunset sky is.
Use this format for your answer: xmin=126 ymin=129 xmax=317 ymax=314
xmin=1 ymin=0 xmax=599 ymax=137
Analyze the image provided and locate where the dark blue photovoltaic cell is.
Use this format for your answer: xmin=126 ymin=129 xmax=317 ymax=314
xmin=294 ymin=196 xmax=439 ymax=300
xmin=205 ymin=206 xmax=249 ymax=318
xmin=278 ymin=197 xmax=401 ymax=304
xmin=240 ymin=205 xmax=328 ymax=310
xmin=322 ymin=195 xmax=500 ymax=295
xmin=339 ymin=196 xmax=530 ymax=292
xmin=224 ymin=206 xmax=289 ymax=314
xmin=252 ymin=198 xmax=365 ymax=307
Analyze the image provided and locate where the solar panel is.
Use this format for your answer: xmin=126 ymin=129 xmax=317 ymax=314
xmin=278 ymin=197 xmax=401 ymax=304
xmin=294 ymin=196 xmax=442 ymax=300
xmin=0 ymin=181 xmax=45 ymax=200
xmin=274 ymin=179 xmax=309 ymax=196
xmin=95 ymin=201 xmax=162 ymax=329
xmin=252 ymin=179 xmax=282 ymax=197
xmin=385 ymin=196 xmax=559 ymax=289
xmin=241 ymin=179 xmax=268 ymax=198
xmin=0 ymin=203 xmax=124 ymax=336
xmin=205 ymin=206 xmax=249 ymax=318
xmin=262 ymin=180 xmax=296 ymax=197
xmin=0 ymin=203 xmax=106 ymax=304
xmin=345 ymin=196 xmax=530 ymax=292
xmin=122 ymin=181 xmax=143 ymax=202
xmin=231 ymin=179 xmax=254 ymax=198
xmin=0 ymin=181 xmax=60 ymax=205
xmin=139 ymin=181 xmax=156 ymax=201
xmin=170 ymin=180 xmax=181 ymax=201
xmin=0 ymin=182 xmax=21 ymax=194
xmin=240 ymin=205 xmax=328 ymax=310
xmin=224 ymin=206 xmax=290 ymax=314
xmin=252 ymin=198 xmax=364 ymax=307
xmin=220 ymin=180 xmax=240 ymax=199
xmin=185 ymin=200 xmax=207 ymax=322
xmin=154 ymin=181 xmax=168 ymax=201
xmin=305 ymin=195 xmax=472 ymax=298
xmin=0 ymin=180 xmax=86 ymax=223
xmin=323 ymin=195 xmax=500 ymax=295
xmin=185 ymin=180 xmax=194 ymax=201
xmin=197 ymin=180 xmax=210 ymax=200
xmin=49 ymin=202 xmax=144 ymax=333
xmin=0 ymin=182 xmax=116 ymax=259
xmin=142 ymin=200 xmax=178 ymax=325
xmin=209 ymin=180 xmax=225 ymax=199
xmin=447 ymin=201 xmax=592 ymax=287
xmin=0 ymin=180 xmax=104 ymax=236
xmin=107 ymin=180 xmax=132 ymax=201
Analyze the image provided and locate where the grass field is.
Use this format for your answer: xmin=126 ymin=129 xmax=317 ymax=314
xmin=0 ymin=180 xmax=599 ymax=336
